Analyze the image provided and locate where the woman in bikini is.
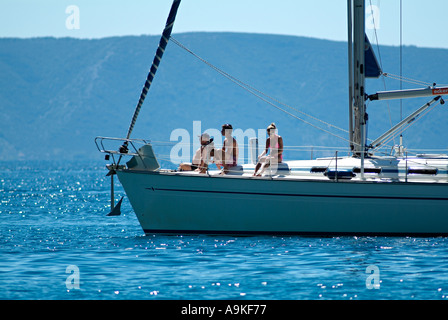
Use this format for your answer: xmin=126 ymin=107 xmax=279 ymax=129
xmin=253 ymin=123 xmax=283 ymax=176
xmin=214 ymin=123 xmax=239 ymax=174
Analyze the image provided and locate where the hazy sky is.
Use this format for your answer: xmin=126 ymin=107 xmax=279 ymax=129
xmin=1 ymin=0 xmax=448 ymax=49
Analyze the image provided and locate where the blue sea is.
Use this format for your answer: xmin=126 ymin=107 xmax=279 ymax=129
xmin=2 ymin=160 xmax=448 ymax=301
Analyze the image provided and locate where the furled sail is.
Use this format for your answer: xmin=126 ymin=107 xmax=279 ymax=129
xmin=365 ymin=34 xmax=382 ymax=78
xmin=123 ymin=0 xmax=181 ymax=145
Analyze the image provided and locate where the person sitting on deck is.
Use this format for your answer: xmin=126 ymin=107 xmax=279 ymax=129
xmin=178 ymin=133 xmax=215 ymax=174
xmin=213 ymin=123 xmax=239 ymax=174
xmin=253 ymin=123 xmax=283 ymax=176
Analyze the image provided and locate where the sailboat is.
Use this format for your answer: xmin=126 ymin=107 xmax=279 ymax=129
xmin=96 ymin=0 xmax=448 ymax=236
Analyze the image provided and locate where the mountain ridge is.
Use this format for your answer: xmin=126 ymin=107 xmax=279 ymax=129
xmin=1 ymin=32 xmax=447 ymax=162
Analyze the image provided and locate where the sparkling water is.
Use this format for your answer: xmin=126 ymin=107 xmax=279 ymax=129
xmin=2 ymin=161 xmax=448 ymax=300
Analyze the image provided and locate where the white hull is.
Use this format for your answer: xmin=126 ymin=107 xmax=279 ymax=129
xmin=116 ymin=157 xmax=448 ymax=236
xmin=96 ymin=0 xmax=448 ymax=237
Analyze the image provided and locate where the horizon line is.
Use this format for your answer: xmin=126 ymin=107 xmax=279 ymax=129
xmin=0 ymin=31 xmax=447 ymax=50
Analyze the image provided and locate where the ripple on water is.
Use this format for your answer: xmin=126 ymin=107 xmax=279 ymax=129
xmin=2 ymin=161 xmax=448 ymax=299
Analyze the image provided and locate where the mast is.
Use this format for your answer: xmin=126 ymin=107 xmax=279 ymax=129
xmin=348 ymin=1 xmax=448 ymax=158
xmin=348 ymin=0 xmax=367 ymax=175
xmin=347 ymin=0 xmax=354 ymax=152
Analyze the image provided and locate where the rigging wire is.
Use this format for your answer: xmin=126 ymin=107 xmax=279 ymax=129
xmin=368 ymin=0 xmax=395 ymax=143
xmin=170 ymin=30 xmax=440 ymax=156
xmin=382 ymin=73 xmax=433 ymax=87
xmin=169 ymin=36 xmax=359 ymax=147
xmin=400 ymin=0 xmax=403 ymax=130
xmin=367 ymin=0 xmax=440 ymax=153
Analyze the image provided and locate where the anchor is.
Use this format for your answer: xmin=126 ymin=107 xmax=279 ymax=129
xmin=106 ymin=165 xmax=123 ymax=216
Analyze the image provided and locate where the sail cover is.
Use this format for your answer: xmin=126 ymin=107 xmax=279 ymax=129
xmin=125 ymin=0 xmax=181 ymax=141
xmin=365 ymin=34 xmax=382 ymax=78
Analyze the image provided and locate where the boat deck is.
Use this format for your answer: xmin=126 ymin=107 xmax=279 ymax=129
xmin=159 ymin=157 xmax=448 ymax=184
